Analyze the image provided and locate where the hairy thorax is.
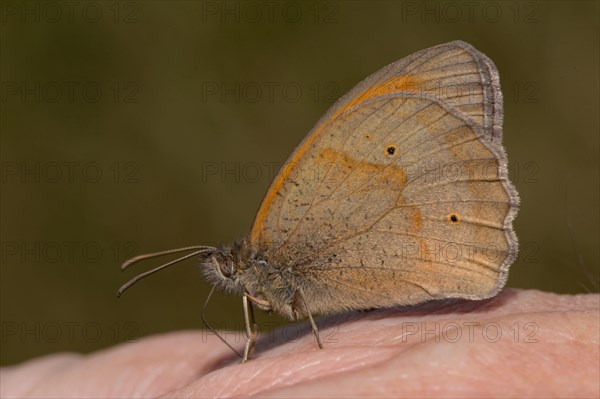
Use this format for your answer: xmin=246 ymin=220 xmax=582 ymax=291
xmin=200 ymin=240 xmax=302 ymax=320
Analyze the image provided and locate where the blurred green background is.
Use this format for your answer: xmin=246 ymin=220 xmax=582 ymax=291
xmin=1 ymin=1 xmax=598 ymax=366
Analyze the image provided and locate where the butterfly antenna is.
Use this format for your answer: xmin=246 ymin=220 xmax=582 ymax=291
xmin=117 ymin=249 xmax=212 ymax=297
xmin=121 ymin=245 xmax=216 ymax=270
xmin=202 ymin=286 xmax=244 ymax=358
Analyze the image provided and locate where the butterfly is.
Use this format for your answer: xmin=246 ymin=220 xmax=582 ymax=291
xmin=118 ymin=40 xmax=519 ymax=362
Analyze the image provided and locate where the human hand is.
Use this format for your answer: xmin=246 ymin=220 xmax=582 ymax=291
xmin=2 ymin=289 xmax=598 ymax=398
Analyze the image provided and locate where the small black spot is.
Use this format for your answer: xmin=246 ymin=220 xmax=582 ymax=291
xmin=450 ymin=214 xmax=458 ymax=223
xmin=386 ymin=146 xmax=396 ymax=155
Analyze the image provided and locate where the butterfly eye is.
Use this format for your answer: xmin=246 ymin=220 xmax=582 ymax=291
xmin=223 ymin=262 xmax=235 ymax=278
xmin=386 ymin=145 xmax=397 ymax=156
xmin=221 ymin=267 xmax=232 ymax=278
xmin=216 ymin=259 xmax=233 ymax=278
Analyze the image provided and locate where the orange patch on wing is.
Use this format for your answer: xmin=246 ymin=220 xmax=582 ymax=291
xmin=411 ymin=207 xmax=422 ymax=231
xmin=316 ymin=148 xmax=407 ymax=192
xmin=249 ymin=75 xmax=420 ymax=245
xmin=347 ymin=75 xmax=423 ymax=109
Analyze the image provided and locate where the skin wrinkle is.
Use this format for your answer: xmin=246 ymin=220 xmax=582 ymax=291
xmin=260 ymin=319 xmax=596 ymax=398
xmin=243 ymin=349 xmax=398 ymax=398
xmin=172 ymin=348 xmax=400 ymax=398
xmin=0 ymin=354 xmax=82 ymax=398
xmin=190 ymin=359 xmax=251 ymax=398
xmin=2 ymin=291 xmax=598 ymax=398
xmin=231 ymin=365 xmax=266 ymax=396
xmin=268 ymin=358 xmax=322 ymax=388
xmin=111 ymin=366 xmax=137 ymax=397
xmin=133 ymin=364 xmax=165 ymax=398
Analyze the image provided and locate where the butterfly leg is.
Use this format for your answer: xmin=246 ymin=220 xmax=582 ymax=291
xmin=297 ymin=288 xmax=323 ymax=349
xmin=242 ymin=293 xmax=258 ymax=363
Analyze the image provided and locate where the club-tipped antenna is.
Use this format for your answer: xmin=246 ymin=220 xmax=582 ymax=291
xmin=121 ymin=245 xmax=216 ymax=270
xmin=117 ymin=248 xmax=212 ymax=297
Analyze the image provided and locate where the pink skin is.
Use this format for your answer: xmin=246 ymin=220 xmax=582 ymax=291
xmin=2 ymin=289 xmax=598 ymax=398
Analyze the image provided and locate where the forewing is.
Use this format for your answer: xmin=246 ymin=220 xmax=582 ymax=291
xmin=250 ymin=41 xmax=505 ymax=248
xmin=248 ymin=42 xmax=518 ymax=312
